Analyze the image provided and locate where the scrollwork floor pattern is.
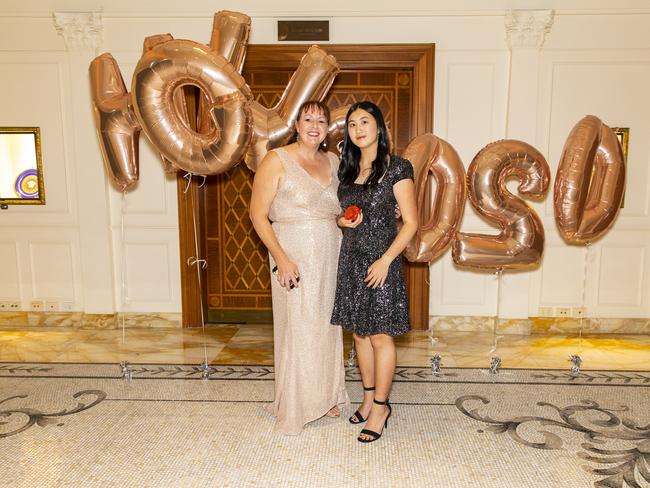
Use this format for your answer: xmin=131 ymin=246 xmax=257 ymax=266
xmin=1 ymin=363 xmax=648 ymax=488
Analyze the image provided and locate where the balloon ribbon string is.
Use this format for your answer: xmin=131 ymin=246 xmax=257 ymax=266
xmin=579 ymin=244 xmax=591 ymax=344
xmin=186 ymin=173 xmax=209 ymax=367
xmin=488 ymin=268 xmax=504 ymax=355
xmin=121 ymin=190 xmax=127 ymax=348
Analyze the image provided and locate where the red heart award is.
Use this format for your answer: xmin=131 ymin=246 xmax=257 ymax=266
xmin=344 ymin=204 xmax=361 ymax=222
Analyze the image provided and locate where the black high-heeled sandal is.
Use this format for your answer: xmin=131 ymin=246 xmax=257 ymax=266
xmin=357 ymin=399 xmax=391 ymax=443
xmin=348 ymin=385 xmax=375 ymax=424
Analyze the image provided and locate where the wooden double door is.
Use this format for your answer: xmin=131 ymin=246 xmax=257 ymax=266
xmin=178 ymin=44 xmax=435 ymax=329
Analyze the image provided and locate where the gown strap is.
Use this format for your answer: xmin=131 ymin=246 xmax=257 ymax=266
xmin=327 ymin=151 xmax=339 ymax=179
xmin=272 ymin=147 xmax=290 ymax=167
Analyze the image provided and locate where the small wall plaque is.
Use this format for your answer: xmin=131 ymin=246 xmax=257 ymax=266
xmin=277 ymin=20 xmax=329 ymax=42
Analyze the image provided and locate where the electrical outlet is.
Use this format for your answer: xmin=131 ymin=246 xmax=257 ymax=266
xmin=0 ymin=301 xmax=20 ymax=311
xmin=573 ymin=307 xmax=586 ymax=318
xmin=44 ymin=301 xmax=59 ymax=312
xmin=538 ymin=307 xmax=553 ymax=317
xmin=61 ymin=301 xmax=75 ymax=312
xmin=556 ymin=307 xmax=571 ymax=317
xmin=30 ymin=300 xmax=44 ymax=311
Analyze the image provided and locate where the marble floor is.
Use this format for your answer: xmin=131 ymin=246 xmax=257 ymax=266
xmin=6 ymin=364 xmax=649 ymax=487
xmin=0 ymin=324 xmax=648 ymax=370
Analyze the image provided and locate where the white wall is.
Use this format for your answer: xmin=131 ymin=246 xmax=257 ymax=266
xmin=0 ymin=0 xmax=648 ymax=319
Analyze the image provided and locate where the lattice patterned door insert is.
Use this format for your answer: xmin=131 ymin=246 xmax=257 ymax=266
xmin=205 ymin=68 xmax=414 ymax=323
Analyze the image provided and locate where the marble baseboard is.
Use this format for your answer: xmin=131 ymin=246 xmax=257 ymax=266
xmin=2 ymin=312 xmax=647 ymax=335
xmin=0 ymin=312 xmax=182 ymax=329
xmin=529 ymin=317 xmax=650 ymax=335
xmin=429 ymin=316 xmax=650 ymax=335
xmin=429 ymin=316 xmax=530 ymax=335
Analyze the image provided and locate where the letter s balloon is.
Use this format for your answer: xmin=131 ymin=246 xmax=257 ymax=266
xmin=452 ymin=140 xmax=550 ymax=270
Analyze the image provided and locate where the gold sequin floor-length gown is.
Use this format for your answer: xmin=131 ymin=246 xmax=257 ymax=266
xmin=265 ymin=148 xmax=349 ymax=435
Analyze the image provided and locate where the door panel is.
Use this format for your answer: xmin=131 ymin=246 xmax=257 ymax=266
xmin=179 ymin=44 xmax=435 ymax=328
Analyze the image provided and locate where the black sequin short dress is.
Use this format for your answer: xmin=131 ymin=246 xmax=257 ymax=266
xmin=331 ymin=155 xmax=414 ymax=336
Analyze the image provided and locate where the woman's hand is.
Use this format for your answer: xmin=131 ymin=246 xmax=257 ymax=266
xmin=274 ymin=259 xmax=300 ymax=290
xmin=337 ymin=211 xmax=364 ymax=228
xmin=364 ymin=256 xmax=391 ymax=289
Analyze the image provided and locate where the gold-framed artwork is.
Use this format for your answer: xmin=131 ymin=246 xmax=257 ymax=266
xmin=0 ymin=127 xmax=45 ymax=206
xmin=612 ymin=127 xmax=629 ymax=208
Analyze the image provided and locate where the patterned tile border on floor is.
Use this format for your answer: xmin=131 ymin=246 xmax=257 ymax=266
xmin=1 ymin=362 xmax=650 ymax=386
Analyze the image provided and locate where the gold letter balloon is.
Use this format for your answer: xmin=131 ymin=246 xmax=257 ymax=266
xmin=131 ymin=38 xmax=253 ymax=176
xmin=89 ymin=53 xmax=141 ymax=191
xmin=89 ymin=10 xmax=340 ymax=188
xmin=553 ymin=115 xmax=626 ymax=245
xmin=452 ymin=140 xmax=551 ymax=270
xmin=244 ymin=46 xmax=340 ymax=171
xmin=89 ymin=10 xmax=627 ymax=270
xmin=402 ymin=134 xmax=467 ymax=263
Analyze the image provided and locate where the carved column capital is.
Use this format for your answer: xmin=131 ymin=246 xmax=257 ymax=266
xmin=505 ymin=10 xmax=554 ymax=49
xmin=53 ymin=11 xmax=103 ymax=52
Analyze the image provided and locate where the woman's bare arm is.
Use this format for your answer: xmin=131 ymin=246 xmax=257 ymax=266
xmin=249 ymin=152 xmax=299 ymax=289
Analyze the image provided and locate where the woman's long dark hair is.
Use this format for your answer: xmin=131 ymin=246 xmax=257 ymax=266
xmin=287 ymin=100 xmax=330 ymax=151
xmin=338 ymin=101 xmax=391 ymax=187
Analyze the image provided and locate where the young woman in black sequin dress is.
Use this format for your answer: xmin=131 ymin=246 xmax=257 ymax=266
xmin=331 ymin=101 xmax=417 ymax=443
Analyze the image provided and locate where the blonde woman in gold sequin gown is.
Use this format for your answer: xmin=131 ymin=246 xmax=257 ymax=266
xmin=250 ymin=101 xmax=348 ymax=435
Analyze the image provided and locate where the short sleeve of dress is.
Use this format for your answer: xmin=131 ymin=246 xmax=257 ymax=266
xmin=391 ymin=157 xmax=414 ymax=186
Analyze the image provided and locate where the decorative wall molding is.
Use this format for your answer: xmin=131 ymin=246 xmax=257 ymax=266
xmin=28 ymin=241 xmax=76 ymax=300
xmin=505 ymin=10 xmax=554 ymax=49
xmin=0 ymin=244 xmax=20 ymax=299
xmin=53 ymin=11 xmax=103 ymax=52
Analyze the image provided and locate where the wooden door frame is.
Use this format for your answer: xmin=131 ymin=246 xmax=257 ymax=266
xmin=178 ymin=43 xmax=435 ymax=328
